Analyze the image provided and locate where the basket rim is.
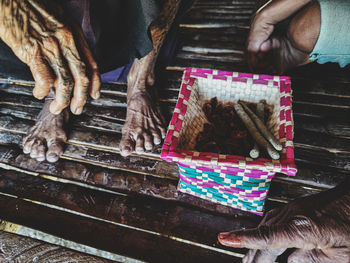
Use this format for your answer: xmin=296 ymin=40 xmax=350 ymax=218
xmin=161 ymin=68 xmax=297 ymax=176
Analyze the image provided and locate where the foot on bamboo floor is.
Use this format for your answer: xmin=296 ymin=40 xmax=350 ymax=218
xmin=119 ymin=55 xmax=166 ymax=157
xmin=23 ymin=99 xmax=68 ymax=163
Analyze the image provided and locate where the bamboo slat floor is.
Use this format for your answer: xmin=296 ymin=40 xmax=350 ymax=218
xmin=0 ymin=0 xmax=349 ymax=262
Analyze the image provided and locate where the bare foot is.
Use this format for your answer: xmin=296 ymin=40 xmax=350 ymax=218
xmin=23 ymin=97 xmax=68 ymax=162
xmin=119 ymin=54 xmax=166 ymax=157
xmin=119 ymin=0 xmax=181 ymax=156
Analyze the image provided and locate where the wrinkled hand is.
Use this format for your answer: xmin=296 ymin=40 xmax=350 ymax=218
xmin=218 ymin=182 xmax=350 ymax=263
xmin=0 ymin=0 xmax=101 ymax=115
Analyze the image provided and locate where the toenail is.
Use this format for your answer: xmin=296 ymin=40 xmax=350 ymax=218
xmin=37 ymin=157 xmax=45 ymax=162
xmin=136 ymin=147 xmax=144 ymax=154
xmin=23 ymin=148 xmax=30 ymax=154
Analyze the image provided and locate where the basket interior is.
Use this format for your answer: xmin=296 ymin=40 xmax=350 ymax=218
xmin=177 ymin=76 xmax=281 ymax=153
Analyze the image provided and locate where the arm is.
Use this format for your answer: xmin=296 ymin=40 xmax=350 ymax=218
xmin=247 ymin=0 xmax=313 ymax=53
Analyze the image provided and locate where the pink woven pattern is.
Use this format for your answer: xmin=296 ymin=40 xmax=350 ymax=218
xmin=161 ymin=68 xmax=297 ymax=176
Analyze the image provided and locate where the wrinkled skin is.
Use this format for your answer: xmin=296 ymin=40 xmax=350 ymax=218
xmin=3 ymin=0 xmax=180 ymax=161
xmin=120 ymin=0 xmax=182 ymax=157
xmin=0 ymin=0 xmax=101 ymax=115
xmin=247 ymin=0 xmax=320 ymax=74
xmin=218 ymin=181 xmax=350 ymax=263
xmin=0 ymin=0 xmax=100 ymax=162
xmin=120 ymin=51 xmax=167 ymax=156
xmin=23 ymin=91 xmax=68 ymax=163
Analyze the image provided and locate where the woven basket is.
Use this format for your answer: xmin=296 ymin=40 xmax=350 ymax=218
xmin=161 ymin=68 xmax=297 ymax=215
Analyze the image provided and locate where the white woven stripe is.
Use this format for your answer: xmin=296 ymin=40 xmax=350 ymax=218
xmin=285 ymin=140 xmax=294 ymax=147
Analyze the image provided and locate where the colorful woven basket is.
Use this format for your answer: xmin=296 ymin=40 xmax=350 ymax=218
xmin=161 ymin=68 xmax=297 ymax=215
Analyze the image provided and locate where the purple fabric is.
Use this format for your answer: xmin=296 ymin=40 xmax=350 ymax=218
xmin=66 ymin=0 xmax=185 ymax=83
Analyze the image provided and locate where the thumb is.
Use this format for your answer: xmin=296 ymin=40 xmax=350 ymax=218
xmin=218 ymin=216 xmax=322 ymax=250
xmin=288 ymin=247 xmax=350 ymax=263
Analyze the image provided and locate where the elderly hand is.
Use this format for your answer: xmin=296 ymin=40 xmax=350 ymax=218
xmin=0 ymin=0 xmax=101 ymax=115
xmin=218 ymin=181 xmax=350 ymax=263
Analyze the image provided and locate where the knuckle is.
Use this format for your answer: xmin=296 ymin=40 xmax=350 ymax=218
xmin=61 ymin=78 xmax=74 ymax=90
xmin=36 ymin=77 xmax=53 ymax=88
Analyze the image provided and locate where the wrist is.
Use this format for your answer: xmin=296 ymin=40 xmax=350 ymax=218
xmin=258 ymin=0 xmax=313 ymax=25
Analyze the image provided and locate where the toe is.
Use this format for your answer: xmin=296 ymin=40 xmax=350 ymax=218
xmin=30 ymin=139 xmax=45 ymax=159
xmin=151 ymin=130 xmax=161 ymax=145
xmin=135 ymin=135 xmax=145 ymax=154
xmin=159 ymin=125 xmax=167 ymax=139
xmin=143 ymin=132 xmax=153 ymax=151
xmin=46 ymin=141 xmax=64 ymax=163
xmin=23 ymin=136 xmax=35 ymax=154
xmin=120 ymin=137 xmax=135 ymax=157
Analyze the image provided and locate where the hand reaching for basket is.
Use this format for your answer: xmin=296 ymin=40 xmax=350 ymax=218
xmin=218 ymin=180 xmax=350 ymax=263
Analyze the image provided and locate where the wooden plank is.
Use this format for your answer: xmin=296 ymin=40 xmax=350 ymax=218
xmin=0 ymin=231 xmax=115 ymax=263
xmin=2 ymin=110 xmax=350 ymax=182
xmin=0 ymin=193 xmax=244 ymax=263
xmin=294 ymin=114 xmax=350 ymax=138
xmin=1 ymin=110 xmax=349 ymax=188
xmin=2 ymin=99 xmax=350 ymax=157
xmin=0 ymin=144 xmax=260 ymax=216
xmin=0 ymin=168 xmax=257 ymax=255
xmin=0 ymin=132 xmax=330 ymax=207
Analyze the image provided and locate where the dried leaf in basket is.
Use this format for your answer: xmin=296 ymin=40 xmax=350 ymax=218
xmin=195 ymin=97 xmax=254 ymax=156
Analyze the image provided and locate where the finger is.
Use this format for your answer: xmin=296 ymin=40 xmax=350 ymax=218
xmin=71 ymin=23 xmax=101 ymax=100
xmin=242 ymin=250 xmax=257 ymax=263
xmin=288 ymin=247 xmax=350 ymax=263
xmin=29 ymin=53 xmax=55 ymax=100
xmin=50 ymin=70 xmax=74 ymax=115
xmin=218 ymin=216 xmax=321 ymax=250
xmin=258 ymin=208 xmax=280 ymax=227
xmin=243 ymin=249 xmax=285 ymax=263
xmin=42 ymin=38 xmax=74 ymax=114
xmin=56 ymin=27 xmax=90 ymax=115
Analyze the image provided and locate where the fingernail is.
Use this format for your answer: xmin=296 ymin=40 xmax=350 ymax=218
xmin=75 ymin=107 xmax=83 ymax=115
xmin=218 ymin=232 xmax=229 ymax=239
xmin=218 ymin=233 xmax=242 ymax=248
xmin=95 ymin=91 xmax=100 ymax=99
